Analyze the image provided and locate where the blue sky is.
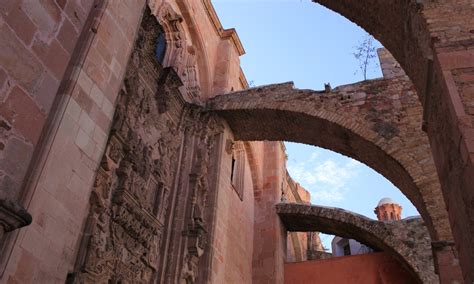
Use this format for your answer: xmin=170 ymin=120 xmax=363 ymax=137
xmin=212 ymin=0 xmax=419 ymax=249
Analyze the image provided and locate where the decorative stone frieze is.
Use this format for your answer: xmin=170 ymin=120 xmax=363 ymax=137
xmin=70 ymin=8 xmax=223 ymax=283
xmin=154 ymin=3 xmax=202 ymax=102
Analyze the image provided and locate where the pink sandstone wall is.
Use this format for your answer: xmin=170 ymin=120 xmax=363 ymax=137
xmin=252 ymin=141 xmax=287 ymax=283
xmin=1 ymin=0 xmax=253 ymax=282
xmin=0 ymin=0 xmax=94 ymax=202
xmin=285 ymin=252 xmax=416 ymax=284
xmin=2 ymin=1 xmax=147 ymax=282
xmin=209 ymin=131 xmax=255 ymax=283
xmin=285 ymin=175 xmax=311 ymax=262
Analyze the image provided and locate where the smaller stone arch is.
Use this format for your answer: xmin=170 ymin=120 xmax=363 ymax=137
xmin=276 ymin=203 xmax=437 ymax=283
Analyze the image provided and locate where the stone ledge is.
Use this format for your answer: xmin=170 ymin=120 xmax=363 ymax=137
xmin=0 ymin=198 xmax=32 ymax=238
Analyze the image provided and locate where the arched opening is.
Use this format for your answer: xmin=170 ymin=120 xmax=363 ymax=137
xmin=285 ymin=142 xmax=419 ymax=258
xmin=212 ymin=1 xmax=473 ymax=281
xmin=277 ymin=203 xmax=435 ymax=283
xmin=207 ymin=79 xmax=448 ymax=239
xmin=206 ymin=78 xmax=454 ymax=281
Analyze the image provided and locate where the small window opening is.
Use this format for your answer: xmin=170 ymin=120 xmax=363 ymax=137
xmin=343 ymin=243 xmax=351 ymax=256
xmin=156 ymin=32 xmax=166 ymax=64
xmin=231 ymin=155 xmax=236 ymax=183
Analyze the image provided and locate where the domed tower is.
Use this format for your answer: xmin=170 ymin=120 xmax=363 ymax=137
xmin=374 ymin=197 xmax=402 ymax=221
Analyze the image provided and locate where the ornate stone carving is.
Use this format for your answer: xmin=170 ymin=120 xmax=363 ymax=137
xmin=156 ymin=3 xmax=202 ymax=102
xmin=156 ymin=3 xmax=186 ymax=73
xmin=72 ymin=8 xmax=222 ymax=284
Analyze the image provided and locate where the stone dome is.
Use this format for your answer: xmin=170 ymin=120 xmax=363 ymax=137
xmin=377 ymin=197 xmax=397 ymax=206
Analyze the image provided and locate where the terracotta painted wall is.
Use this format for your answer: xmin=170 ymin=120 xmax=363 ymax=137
xmin=285 ymin=252 xmax=416 ymax=284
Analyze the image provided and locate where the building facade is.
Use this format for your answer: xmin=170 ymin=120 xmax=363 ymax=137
xmin=0 ymin=0 xmax=472 ymax=283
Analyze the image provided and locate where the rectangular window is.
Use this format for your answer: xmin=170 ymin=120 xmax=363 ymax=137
xmin=231 ymin=142 xmax=245 ymax=201
xmin=343 ymin=244 xmax=351 ymax=256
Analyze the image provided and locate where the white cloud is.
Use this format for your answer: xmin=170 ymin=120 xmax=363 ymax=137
xmin=287 ymin=151 xmax=362 ymax=203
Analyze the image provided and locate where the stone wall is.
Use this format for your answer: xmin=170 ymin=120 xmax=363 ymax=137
xmin=277 ymin=203 xmax=437 ymax=283
xmin=207 ymin=137 xmax=255 ymax=283
xmin=1 ymin=1 xmax=146 ymax=282
xmin=310 ymin=1 xmax=474 ymax=280
xmin=0 ymin=0 xmax=98 ymax=262
xmin=284 ymin=171 xmax=325 ymax=263
xmin=0 ymin=1 xmax=253 ymax=283
xmin=0 ymin=0 xmax=94 ymax=201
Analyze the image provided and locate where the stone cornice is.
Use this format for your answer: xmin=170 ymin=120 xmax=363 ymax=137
xmin=239 ymin=68 xmax=249 ymax=89
xmin=201 ymin=0 xmax=246 ymax=56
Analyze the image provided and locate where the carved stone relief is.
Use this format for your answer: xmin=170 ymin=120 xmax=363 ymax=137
xmin=155 ymin=3 xmax=202 ymax=102
xmin=71 ymin=7 xmax=222 ymax=284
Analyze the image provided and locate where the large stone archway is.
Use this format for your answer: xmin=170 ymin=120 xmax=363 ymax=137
xmin=309 ymin=1 xmax=474 ymax=280
xmin=277 ymin=203 xmax=436 ymax=283
xmin=206 ymin=76 xmax=461 ymax=281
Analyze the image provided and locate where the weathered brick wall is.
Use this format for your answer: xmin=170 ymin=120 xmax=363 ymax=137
xmin=378 ymin=48 xmax=406 ymax=79
xmin=423 ymin=2 xmax=474 ymax=279
xmin=0 ymin=0 xmax=254 ymax=282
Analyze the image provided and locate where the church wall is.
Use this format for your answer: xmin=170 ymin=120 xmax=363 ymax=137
xmin=252 ymin=141 xmax=287 ymax=284
xmin=0 ymin=0 xmax=256 ymax=283
xmin=209 ymin=132 xmax=255 ymax=284
xmin=1 ymin=1 xmax=147 ymax=282
xmin=0 ymin=0 xmax=95 ymax=202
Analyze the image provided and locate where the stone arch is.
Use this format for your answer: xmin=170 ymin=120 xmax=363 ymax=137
xmin=305 ymin=4 xmax=473 ymax=278
xmin=276 ymin=203 xmax=436 ymax=283
xmin=206 ymin=77 xmax=452 ymax=244
xmin=310 ymin=0 xmax=431 ymax=103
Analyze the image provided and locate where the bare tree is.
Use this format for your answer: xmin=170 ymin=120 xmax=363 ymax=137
xmin=353 ymin=34 xmax=377 ymax=80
